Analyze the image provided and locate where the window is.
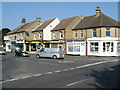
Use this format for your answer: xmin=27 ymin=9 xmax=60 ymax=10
xmin=90 ymin=42 xmax=99 ymax=53
xmin=60 ymin=31 xmax=63 ymax=39
xmin=103 ymin=42 xmax=114 ymax=52
xmin=117 ymin=42 xmax=120 ymax=53
xmin=106 ymin=29 xmax=110 ymax=36
xmin=14 ymin=35 xmax=17 ymax=40
xmin=80 ymin=30 xmax=84 ymax=38
xmin=93 ymin=29 xmax=96 ymax=37
xmin=34 ymin=33 xmax=36 ymax=40
xmin=53 ymin=32 xmax=56 ymax=39
xmin=74 ymin=31 xmax=78 ymax=38
xmin=39 ymin=32 xmax=42 ymax=39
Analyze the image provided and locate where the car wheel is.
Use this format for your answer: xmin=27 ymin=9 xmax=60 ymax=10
xmin=21 ymin=54 xmax=24 ymax=57
xmin=53 ymin=55 xmax=57 ymax=59
xmin=36 ymin=54 xmax=40 ymax=58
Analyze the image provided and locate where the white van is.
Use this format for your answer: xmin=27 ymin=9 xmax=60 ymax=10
xmin=36 ymin=48 xmax=64 ymax=59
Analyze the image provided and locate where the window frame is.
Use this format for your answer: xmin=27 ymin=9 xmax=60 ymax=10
xmin=92 ymin=29 xmax=97 ymax=37
xmin=106 ymin=28 xmax=110 ymax=37
xmin=80 ymin=30 xmax=84 ymax=38
xmin=74 ymin=31 xmax=78 ymax=38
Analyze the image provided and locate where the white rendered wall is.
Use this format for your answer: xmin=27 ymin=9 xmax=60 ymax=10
xmin=43 ymin=18 xmax=60 ymax=40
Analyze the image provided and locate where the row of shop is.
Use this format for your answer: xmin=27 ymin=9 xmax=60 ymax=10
xmin=5 ymin=37 xmax=120 ymax=56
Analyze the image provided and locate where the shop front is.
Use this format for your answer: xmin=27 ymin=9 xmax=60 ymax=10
xmin=66 ymin=40 xmax=86 ymax=56
xmin=87 ymin=38 xmax=120 ymax=56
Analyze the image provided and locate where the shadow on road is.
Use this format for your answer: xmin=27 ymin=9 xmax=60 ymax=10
xmin=88 ymin=65 xmax=120 ymax=88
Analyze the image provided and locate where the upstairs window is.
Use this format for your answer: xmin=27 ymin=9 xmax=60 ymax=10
xmin=80 ymin=30 xmax=84 ymax=38
xmin=14 ymin=35 xmax=17 ymax=40
xmin=39 ymin=32 xmax=42 ymax=39
xmin=106 ymin=28 xmax=110 ymax=36
xmin=53 ymin=32 xmax=56 ymax=39
xmin=34 ymin=33 xmax=36 ymax=40
xmin=93 ymin=29 xmax=97 ymax=37
xmin=74 ymin=31 xmax=78 ymax=38
xmin=60 ymin=31 xmax=63 ymax=39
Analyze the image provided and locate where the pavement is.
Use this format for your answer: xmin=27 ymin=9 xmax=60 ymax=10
xmin=1 ymin=53 xmax=119 ymax=88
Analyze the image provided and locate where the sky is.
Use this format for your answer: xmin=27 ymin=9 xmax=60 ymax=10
xmin=1 ymin=2 xmax=119 ymax=30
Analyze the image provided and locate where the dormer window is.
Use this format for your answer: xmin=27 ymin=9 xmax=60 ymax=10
xmin=106 ymin=28 xmax=110 ymax=37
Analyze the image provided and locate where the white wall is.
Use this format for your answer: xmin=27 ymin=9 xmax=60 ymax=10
xmin=43 ymin=18 xmax=60 ymax=40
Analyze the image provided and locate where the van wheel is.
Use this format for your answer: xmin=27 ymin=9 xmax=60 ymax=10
xmin=36 ymin=54 xmax=40 ymax=58
xmin=53 ymin=55 xmax=57 ymax=59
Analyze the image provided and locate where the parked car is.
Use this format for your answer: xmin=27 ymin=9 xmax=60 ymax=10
xmin=15 ymin=50 xmax=29 ymax=57
xmin=36 ymin=48 xmax=64 ymax=59
xmin=0 ymin=49 xmax=6 ymax=55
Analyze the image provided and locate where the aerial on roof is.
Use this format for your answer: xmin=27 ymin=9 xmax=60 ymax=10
xmin=34 ymin=18 xmax=56 ymax=32
xmin=52 ymin=16 xmax=79 ymax=31
xmin=73 ymin=7 xmax=119 ymax=30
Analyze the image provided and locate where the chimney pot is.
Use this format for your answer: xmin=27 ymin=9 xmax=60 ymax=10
xmin=96 ymin=6 xmax=102 ymax=16
xmin=36 ymin=17 xmax=41 ymax=22
xmin=22 ymin=18 xmax=26 ymax=25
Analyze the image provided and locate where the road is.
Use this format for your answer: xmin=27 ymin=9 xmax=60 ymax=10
xmin=1 ymin=53 xmax=119 ymax=88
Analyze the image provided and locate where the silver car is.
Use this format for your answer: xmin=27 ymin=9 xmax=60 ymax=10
xmin=0 ymin=49 xmax=6 ymax=55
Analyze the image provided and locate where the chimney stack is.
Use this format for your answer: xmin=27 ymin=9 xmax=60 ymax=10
xmin=36 ymin=17 xmax=41 ymax=22
xmin=96 ymin=6 xmax=102 ymax=16
xmin=22 ymin=18 xmax=26 ymax=25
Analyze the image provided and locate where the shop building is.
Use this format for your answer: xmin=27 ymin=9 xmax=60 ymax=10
xmin=32 ymin=18 xmax=60 ymax=50
xmin=51 ymin=16 xmax=81 ymax=54
xmin=5 ymin=17 xmax=42 ymax=52
xmin=73 ymin=7 xmax=119 ymax=56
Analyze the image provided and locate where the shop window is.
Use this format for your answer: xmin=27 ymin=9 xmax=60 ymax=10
xmin=106 ymin=29 xmax=110 ymax=36
xmin=103 ymin=42 xmax=106 ymax=52
xmin=31 ymin=44 xmax=36 ymax=51
xmin=90 ymin=42 xmax=99 ymax=53
xmin=103 ymin=42 xmax=114 ymax=52
xmin=68 ymin=42 xmax=80 ymax=52
xmin=51 ymin=44 xmax=57 ymax=48
xmin=80 ymin=31 xmax=84 ymax=38
xmin=117 ymin=42 xmax=120 ymax=53
xmin=93 ymin=29 xmax=96 ymax=37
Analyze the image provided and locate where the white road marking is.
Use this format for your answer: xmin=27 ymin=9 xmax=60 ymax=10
xmin=67 ymin=79 xmax=88 ymax=87
xmin=44 ymin=72 xmax=53 ymax=75
xmin=21 ymin=76 xmax=32 ymax=79
xmin=75 ymin=59 xmax=118 ymax=69
xmin=1 ymin=59 xmax=118 ymax=84
xmin=33 ymin=74 xmax=43 ymax=77
xmin=54 ymin=70 xmax=61 ymax=73
xmin=69 ymin=68 xmax=75 ymax=70
xmin=62 ymin=69 xmax=69 ymax=71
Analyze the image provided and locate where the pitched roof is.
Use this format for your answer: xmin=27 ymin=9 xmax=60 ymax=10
xmin=34 ymin=18 xmax=56 ymax=32
xmin=52 ymin=16 xmax=79 ymax=31
xmin=7 ymin=21 xmax=42 ymax=35
xmin=73 ymin=13 xmax=119 ymax=30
